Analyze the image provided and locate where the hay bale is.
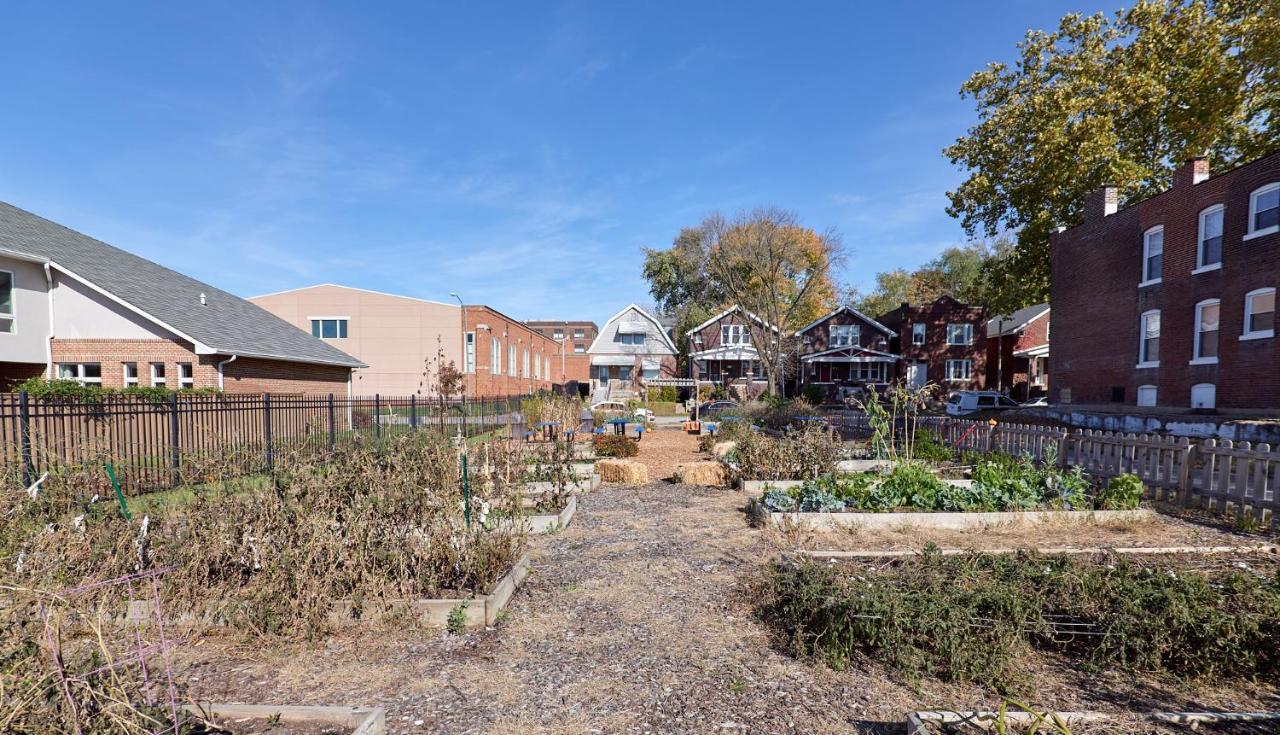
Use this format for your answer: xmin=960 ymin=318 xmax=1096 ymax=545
xmin=711 ymin=441 xmax=737 ymax=459
xmin=595 ymin=459 xmax=649 ymax=484
xmin=673 ymin=461 xmax=727 ymax=487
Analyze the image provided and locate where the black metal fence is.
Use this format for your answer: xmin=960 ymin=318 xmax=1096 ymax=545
xmin=0 ymin=392 xmax=532 ymax=495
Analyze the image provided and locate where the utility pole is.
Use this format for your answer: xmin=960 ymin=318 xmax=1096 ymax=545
xmin=450 ymin=292 xmax=469 ymax=400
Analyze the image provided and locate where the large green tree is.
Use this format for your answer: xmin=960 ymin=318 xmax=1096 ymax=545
xmin=849 ymin=241 xmax=1007 ymax=317
xmin=945 ymin=0 xmax=1279 ymax=314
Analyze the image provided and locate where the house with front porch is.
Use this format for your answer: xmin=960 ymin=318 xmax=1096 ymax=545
xmin=586 ymin=304 xmax=677 ymax=395
xmin=685 ymin=305 xmax=773 ymax=389
xmin=794 ymin=306 xmax=897 ymax=397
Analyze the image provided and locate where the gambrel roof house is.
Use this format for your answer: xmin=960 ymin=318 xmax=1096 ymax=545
xmin=0 ymin=201 xmax=363 ymax=394
xmin=586 ymin=304 xmax=677 ymax=382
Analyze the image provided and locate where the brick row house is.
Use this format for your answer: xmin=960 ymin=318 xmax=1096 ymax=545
xmin=1051 ymin=152 xmax=1280 ymax=411
xmin=0 ymin=202 xmax=363 ymax=394
xmin=794 ymin=306 xmax=898 ymax=396
xmin=250 ymin=284 xmax=559 ymax=397
xmin=985 ymin=303 xmax=1050 ymax=401
xmin=524 ymin=319 xmax=599 ymax=383
xmin=877 ymin=295 xmax=988 ymax=393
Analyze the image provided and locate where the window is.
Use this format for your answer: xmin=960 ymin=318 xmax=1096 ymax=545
xmin=1242 ymin=288 xmax=1276 ymax=340
xmin=945 ymin=359 xmax=972 ymax=381
xmin=150 ymin=362 xmax=166 ymax=387
xmin=574 ymin=329 xmax=584 ymax=339
xmin=911 ymin=323 xmax=925 ymax=345
xmin=509 ymin=345 xmax=517 ymax=376
xmin=522 ymin=349 xmax=529 ymax=378
xmin=177 ymin=363 xmax=194 ymax=389
xmin=1196 ymin=205 xmax=1223 ymax=271
xmin=545 ymin=356 xmax=551 ymax=380
xmin=1141 ymin=226 xmax=1163 ymax=285
xmin=533 ymin=352 xmax=541 ymax=379
xmin=830 ymin=324 xmax=859 ymax=347
xmin=574 ymin=343 xmax=585 ymax=353
xmin=852 ymin=362 xmax=885 ymax=381
xmin=552 ymin=330 xmax=564 ymax=340
xmin=1136 ymin=385 xmax=1157 ymax=407
xmin=619 ymin=332 xmax=645 ymax=346
xmin=720 ymin=324 xmax=751 ymax=345
xmin=491 ymin=337 xmax=500 ymax=374
xmin=1245 ymin=183 xmax=1279 ymax=239
xmin=464 ymin=332 xmax=476 ymax=374
xmin=57 ymin=363 xmax=101 ymax=385
xmin=309 ymin=318 xmax=348 ymax=339
xmin=123 ymin=362 xmax=138 ymax=387
xmin=1138 ymin=310 xmax=1160 ymax=367
xmin=1192 ymin=300 xmax=1219 ymax=363
xmin=1191 ymin=383 xmax=1216 ymax=409
xmin=946 ymin=323 xmax=973 ymax=346
xmin=0 ymin=269 xmax=13 ymax=334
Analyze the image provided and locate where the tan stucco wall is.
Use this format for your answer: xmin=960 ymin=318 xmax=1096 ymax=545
xmin=0 ymin=255 xmax=51 ymax=365
xmin=249 ymin=285 xmax=462 ymax=396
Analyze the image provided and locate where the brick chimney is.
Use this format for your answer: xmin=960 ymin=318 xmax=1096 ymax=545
xmin=1175 ymin=156 xmax=1210 ymax=187
xmin=1084 ymin=185 xmax=1119 ymax=222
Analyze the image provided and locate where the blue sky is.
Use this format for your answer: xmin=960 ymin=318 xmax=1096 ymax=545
xmin=0 ymin=1 xmax=1088 ymax=326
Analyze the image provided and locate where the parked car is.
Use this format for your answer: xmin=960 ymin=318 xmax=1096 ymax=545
xmin=945 ymin=390 xmax=1020 ymax=416
xmin=690 ymin=400 xmax=739 ymax=420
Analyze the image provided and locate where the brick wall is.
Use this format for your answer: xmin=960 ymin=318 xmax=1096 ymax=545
xmin=49 ymin=338 xmax=350 ymax=395
xmin=1051 ymin=152 xmax=1280 ymax=410
xmin=465 ymin=306 xmax=558 ymax=396
xmin=0 ymin=361 xmax=45 ymax=391
xmin=879 ymin=296 xmax=987 ymax=391
xmin=985 ymin=313 xmax=1050 ymax=399
xmin=525 ymin=320 xmax=597 ymax=382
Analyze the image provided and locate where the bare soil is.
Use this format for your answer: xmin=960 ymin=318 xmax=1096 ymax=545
xmin=174 ymin=431 xmax=1280 ymax=734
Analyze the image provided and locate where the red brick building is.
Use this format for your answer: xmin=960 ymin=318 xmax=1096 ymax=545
xmin=524 ymin=319 xmax=598 ymax=383
xmin=685 ymin=306 xmax=773 ymax=388
xmin=0 ymin=202 xmax=362 ymax=394
xmin=1051 ymin=153 xmax=1280 ymax=411
xmin=985 ymin=304 xmax=1050 ymax=401
xmin=794 ymin=305 xmax=897 ymax=396
xmin=464 ymin=306 xmax=559 ymax=396
xmin=877 ymin=296 xmax=987 ymax=393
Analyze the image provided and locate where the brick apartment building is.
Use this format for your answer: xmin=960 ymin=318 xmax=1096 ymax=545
xmin=0 ymin=202 xmax=363 ymax=394
xmin=524 ymin=319 xmax=599 ymax=383
xmin=1051 ymin=153 xmax=1280 ymax=411
xmin=251 ymin=284 xmax=559 ymax=397
xmin=878 ymin=295 xmax=987 ymax=393
xmin=986 ymin=304 xmax=1050 ymax=401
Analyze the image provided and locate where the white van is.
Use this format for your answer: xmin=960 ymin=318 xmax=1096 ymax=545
xmin=945 ymin=390 xmax=1020 ymax=416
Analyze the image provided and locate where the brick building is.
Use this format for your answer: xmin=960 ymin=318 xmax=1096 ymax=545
xmin=877 ymin=295 xmax=987 ymax=393
xmin=524 ymin=319 xmax=598 ymax=383
xmin=464 ymin=306 xmax=559 ymax=396
xmin=794 ymin=305 xmax=897 ymax=396
xmin=985 ymin=304 xmax=1050 ymax=401
xmin=0 ymin=202 xmax=362 ymax=394
xmin=685 ymin=306 xmax=773 ymax=387
xmin=1051 ymin=153 xmax=1280 ymax=411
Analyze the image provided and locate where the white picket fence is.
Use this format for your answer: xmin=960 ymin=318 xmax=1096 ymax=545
xmin=828 ymin=414 xmax=1279 ymax=528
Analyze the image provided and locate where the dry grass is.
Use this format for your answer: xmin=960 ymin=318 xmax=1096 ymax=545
xmin=672 ymin=461 xmax=728 ymax=487
xmin=710 ymin=440 xmax=737 ymax=458
xmin=594 ymin=458 xmax=648 ymax=484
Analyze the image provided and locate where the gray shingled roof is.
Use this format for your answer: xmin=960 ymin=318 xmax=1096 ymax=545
xmin=987 ymin=303 xmax=1049 ymax=336
xmin=0 ymin=201 xmax=364 ymax=368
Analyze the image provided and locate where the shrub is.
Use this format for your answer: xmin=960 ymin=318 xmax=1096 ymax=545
xmin=1096 ymin=473 xmax=1144 ymax=510
xmin=755 ymin=551 xmax=1280 ymax=689
xmin=647 ymin=386 xmax=678 ymax=402
xmin=911 ymin=429 xmax=953 ymax=463
xmin=593 ymin=433 xmax=638 ymax=458
xmin=731 ymin=426 xmax=841 ymax=481
xmin=800 ymin=384 xmax=826 ymax=405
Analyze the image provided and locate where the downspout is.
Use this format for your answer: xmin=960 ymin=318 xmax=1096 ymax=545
xmin=217 ymin=354 xmax=238 ymax=390
xmin=43 ymin=264 xmax=55 ymax=378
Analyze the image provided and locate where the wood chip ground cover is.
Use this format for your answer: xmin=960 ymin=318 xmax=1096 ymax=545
xmin=172 ymin=430 xmax=1280 ymax=734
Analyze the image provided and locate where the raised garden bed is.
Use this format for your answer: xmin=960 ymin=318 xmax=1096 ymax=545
xmin=907 ymin=709 xmax=1280 ymax=734
xmin=186 ymin=702 xmax=386 ymax=735
xmin=757 ymin=506 xmax=1151 ymax=530
xmin=523 ymin=473 xmax=601 ymax=494
xmin=512 ymin=494 xmax=578 ymax=534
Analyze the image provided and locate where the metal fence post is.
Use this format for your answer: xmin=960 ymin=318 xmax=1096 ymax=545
xmin=169 ymin=392 xmax=181 ymax=488
xmin=374 ymin=394 xmax=381 ymax=439
xmin=327 ymin=393 xmax=336 ymax=450
xmin=18 ymin=390 xmax=34 ymax=488
xmin=410 ymin=394 xmax=417 ymax=431
xmin=263 ymin=393 xmax=273 ymax=472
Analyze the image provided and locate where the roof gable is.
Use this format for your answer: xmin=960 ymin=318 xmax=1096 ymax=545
xmin=587 ymin=304 xmax=677 ymax=354
xmin=685 ymin=305 xmax=778 ymax=336
xmin=795 ymin=306 xmax=894 ymax=337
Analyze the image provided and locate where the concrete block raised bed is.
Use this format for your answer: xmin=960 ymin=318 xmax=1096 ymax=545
xmin=907 ymin=710 xmax=1280 ymax=734
xmin=741 ymin=477 xmax=971 ymax=496
xmin=184 ymin=703 xmax=386 ymax=735
xmin=762 ymin=508 xmax=1153 ymax=531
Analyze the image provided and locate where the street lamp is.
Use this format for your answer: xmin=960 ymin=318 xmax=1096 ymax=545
xmin=450 ymin=292 xmax=469 ymax=401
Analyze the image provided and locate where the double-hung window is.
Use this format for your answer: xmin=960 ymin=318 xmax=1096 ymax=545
xmin=150 ymin=362 xmax=166 ymax=387
xmin=574 ymin=343 xmax=585 ymax=353
xmin=1138 ymin=310 xmax=1160 ymax=367
xmin=1242 ymin=288 xmax=1276 ymax=340
xmin=911 ymin=323 xmax=925 ymax=345
xmin=57 ymin=363 xmax=101 ymax=385
xmin=310 ymin=317 xmax=348 ymax=339
xmin=574 ymin=329 xmax=584 ymax=339
xmin=178 ymin=363 xmax=194 ymax=389
xmin=464 ymin=332 xmax=476 ymax=374
xmin=1192 ymin=300 xmax=1219 ymax=363
xmin=829 ymin=324 xmax=859 ymax=347
xmin=619 ymin=332 xmax=645 ymax=346
xmin=945 ymin=359 xmax=972 ymax=381
xmin=0 ymin=269 xmax=13 ymax=334
xmin=1245 ymin=183 xmax=1279 ymax=239
xmin=1141 ymin=226 xmax=1163 ymax=285
xmin=946 ymin=323 xmax=973 ymax=346
xmin=1196 ymin=205 xmax=1223 ymax=271
xmin=123 ymin=362 xmax=139 ymax=387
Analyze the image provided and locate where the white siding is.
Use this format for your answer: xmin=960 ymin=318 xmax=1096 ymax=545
xmin=0 ymin=256 xmax=51 ymax=364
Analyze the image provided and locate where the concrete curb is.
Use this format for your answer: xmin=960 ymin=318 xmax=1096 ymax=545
xmin=765 ymin=508 xmax=1154 ymax=531
xmin=183 ymin=703 xmax=386 ymax=735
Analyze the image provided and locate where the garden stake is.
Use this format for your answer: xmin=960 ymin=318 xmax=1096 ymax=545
xmin=105 ymin=462 xmax=132 ymax=520
xmin=461 ymin=452 xmax=471 ymax=530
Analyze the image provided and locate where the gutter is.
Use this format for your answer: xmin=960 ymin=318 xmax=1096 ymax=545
xmin=217 ymin=354 xmax=237 ymax=390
